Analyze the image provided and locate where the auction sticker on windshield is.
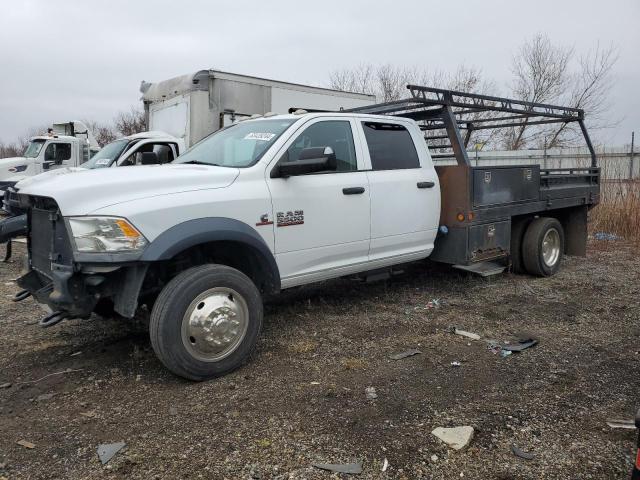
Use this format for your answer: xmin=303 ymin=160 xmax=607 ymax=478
xmin=244 ymin=133 xmax=276 ymax=141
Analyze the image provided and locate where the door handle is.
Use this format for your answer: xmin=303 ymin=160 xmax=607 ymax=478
xmin=342 ymin=187 xmax=365 ymax=195
xmin=417 ymin=181 xmax=435 ymax=189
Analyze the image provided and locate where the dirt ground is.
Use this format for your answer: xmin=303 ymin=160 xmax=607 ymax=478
xmin=0 ymin=240 xmax=638 ymax=480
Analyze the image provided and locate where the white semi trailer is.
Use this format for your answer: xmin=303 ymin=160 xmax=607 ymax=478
xmin=141 ymin=69 xmax=375 ymax=148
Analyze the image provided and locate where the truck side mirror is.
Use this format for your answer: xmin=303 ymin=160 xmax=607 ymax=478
xmin=271 ymin=147 xmax=337 ymax=178
xmin=140 ymin=152 xmax=159 ymax=165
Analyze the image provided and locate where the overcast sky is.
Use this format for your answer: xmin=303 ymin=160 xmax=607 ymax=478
xmin=1 ymin=0 xmax=638 ymax=145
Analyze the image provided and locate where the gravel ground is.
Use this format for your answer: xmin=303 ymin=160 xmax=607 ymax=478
xmin=0 ymin=241 xmax=638 ymax=479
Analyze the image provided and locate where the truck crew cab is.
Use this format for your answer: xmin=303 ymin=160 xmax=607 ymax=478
xmin=13 ymin=86 xmax=600 ymax=381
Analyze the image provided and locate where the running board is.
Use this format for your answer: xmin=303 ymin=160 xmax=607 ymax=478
xmin=453 ymin=262 xmax=506 ymax=277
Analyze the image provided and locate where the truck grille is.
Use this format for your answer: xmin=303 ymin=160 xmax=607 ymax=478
xmin=28 ymin=203 xmax=74 ymax=279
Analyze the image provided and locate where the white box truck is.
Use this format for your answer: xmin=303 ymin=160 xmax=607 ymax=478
xmin=141 ymin=69 xmax=376 ymax=148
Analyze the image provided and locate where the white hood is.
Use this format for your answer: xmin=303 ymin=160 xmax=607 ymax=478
xmin=14 ymin=167 xmax=87 ymax=190
xmin=18 ymin=164 xmax=240 ymax=216
xmin=0 ymin=157 xmax=31 ymax=181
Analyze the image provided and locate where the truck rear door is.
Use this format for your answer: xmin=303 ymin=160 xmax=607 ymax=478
xmin=357 ymin=120 xmax=440 ymax=261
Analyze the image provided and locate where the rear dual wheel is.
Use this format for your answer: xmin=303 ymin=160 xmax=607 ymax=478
xmin=521 ymin=217 xmax=564 ymax=277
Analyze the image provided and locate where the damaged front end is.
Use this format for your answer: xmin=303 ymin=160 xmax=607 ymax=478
xmin=16 ymin=195 xmax=148 ymax=324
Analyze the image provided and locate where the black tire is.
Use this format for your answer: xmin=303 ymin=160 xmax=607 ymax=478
xmin=510 ymin=217 xmax=532 ymax=274
xmin=522 ymin=217 xmax=564 ymax=277
xmin=150 ymin=264 xmax=263 ymax=381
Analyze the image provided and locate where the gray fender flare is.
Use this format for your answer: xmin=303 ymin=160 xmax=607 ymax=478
xmin=140 ymin=217 xmax=280 ymax=292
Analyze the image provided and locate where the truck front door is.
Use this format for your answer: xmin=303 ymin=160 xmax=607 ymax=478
xmin=267 ymin=118 xmax=370 ymax=287
xmin=42 ymin=141 xmax=73 ymax=171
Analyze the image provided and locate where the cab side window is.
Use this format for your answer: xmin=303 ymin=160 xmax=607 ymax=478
xmin=44 ymin=142 xmax=72 ymax=164
xmin=285 ymin=121 xmax=357 ymax=172
xmin=362 ymin=122 xmax=420 ymax=170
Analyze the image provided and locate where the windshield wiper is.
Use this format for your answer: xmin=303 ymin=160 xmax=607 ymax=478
xmin=179 ymin=160 xmax=221 ymax=166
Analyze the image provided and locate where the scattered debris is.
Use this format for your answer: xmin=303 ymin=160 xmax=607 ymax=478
xmin=17 ymin=368 xmax=83 ymax=385
xmin=70 ymin=351 xmax=82 ymax=357
xmin=97 ymin=441 xmax=126 ymax=465
xmin=79 ymin=411 xmax=97 ymax=418
xmin=0 ymin=383 xmax=11 ymax=389
xmin=606 ymin=419 xmax=636 ymax=430
xmin=430 ymin=454 xmax=439 ymax=462
xmin=511 ymin=444 xmax=535 ymax=460
xmin=594 ymin=232 xmax=621 ymax=241
xmin=451 ymin=327 xmax=481 ymax=341
xmin=309 ymin=381 xmax=321 ymax=385
xmin=36 ymin=393 xmax=56 ymax=402
xmin=451 ymin=361 xmax=461 ymax=367
xmin=413 ymin=299 xmax=442 ymax=311
xmin=312 ymin=461 xmax=363 ymax=475
xmin=389 ymin=349 xmax=422 ymax=360
xmin=381 ymin=458 xmax=389 ymax=472
xmin=365 ymin=387 xmax=378 ymax=400
xmin=431 ymin=426 xmax=474 ymax=450
xmin=488 ymin=338 xmax=538 ymax=356
xmin=502 ymin=338 xmax=538 ymax=352
xmin=17 ymin=440 xmax=35 ymax=449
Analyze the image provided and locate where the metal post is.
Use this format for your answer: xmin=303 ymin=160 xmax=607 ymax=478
xmin=630 ymin=131 xmax=635 ymax=180
xmin=578 ymin=120 xmax=597 ymax=168
xmin=632 ymin=408 xmax=640 ymax=480
xmin=441 ymin=102 xmax=471 ymax=167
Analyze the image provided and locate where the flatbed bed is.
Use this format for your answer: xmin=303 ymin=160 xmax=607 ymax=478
xmin=347 ymin=85 xmax=600 ymax=267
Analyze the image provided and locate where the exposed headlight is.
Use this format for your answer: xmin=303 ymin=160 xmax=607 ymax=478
xmin=68 ymin=217 xmax=148 ymax=253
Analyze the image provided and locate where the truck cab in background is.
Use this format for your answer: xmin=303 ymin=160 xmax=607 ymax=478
xmin=0 ymin=121 xmax=99 ymax=192
xmin=2 ymin=131 xmax=185 ymax=217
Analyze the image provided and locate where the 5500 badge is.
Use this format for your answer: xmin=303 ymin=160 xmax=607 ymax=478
xmin=277 ymin=210 xmax=304 ymax=227
xmin=255 ymin=210 xmax=304 ymax=227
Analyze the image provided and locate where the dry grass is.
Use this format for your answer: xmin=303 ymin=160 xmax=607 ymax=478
xmin=341 ymin=357 xmax=367 ymax=370
xmin=287 ymin=339 xmax=319 ymax=354
xmin=590 ymin=179 xmax=640 ymax=244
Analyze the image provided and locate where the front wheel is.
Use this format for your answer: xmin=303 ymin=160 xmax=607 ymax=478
xmin=522 ymin=217 xmax=564 ymax=277
xmin=150 ymin=264 xmax=263 ymax=381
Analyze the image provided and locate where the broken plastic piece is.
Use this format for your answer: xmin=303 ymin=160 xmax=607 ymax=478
xmin=389 ymin=349 xmax=422 ymax=360
xmin=502 ymin=338 xmax=538 ymax=352
xmin=312 ymin=461 xmax=363 ymax=475
xmin=453 ymin=328 xmax=481 ymax=341
xmin=606 ymin=419 xmax=636 ymax=430
xmin=97 ymin=441 xmax=126 ymax=465
xmin=511 ymin=444 xmax=535 ymax=460
xmin=431 ymin=426 xmax=474 ymax=450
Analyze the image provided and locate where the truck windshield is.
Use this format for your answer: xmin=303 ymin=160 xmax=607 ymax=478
xmin=175 ymin=119 xmax=297 ymax=168
xmin=83 ymin=139 xmax=130 ymax=169
xmin=23 ymin=139 xmax=46 ymax=158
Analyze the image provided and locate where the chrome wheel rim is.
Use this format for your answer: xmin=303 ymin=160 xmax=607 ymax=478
xmin=541 ymin=228 xmax=561 ymax=267
xmin=181 ymin=287 xmax=249 ymax=362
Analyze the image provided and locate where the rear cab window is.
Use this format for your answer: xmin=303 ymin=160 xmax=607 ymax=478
xmin=361 ymin=121 xmax=420 ymax=170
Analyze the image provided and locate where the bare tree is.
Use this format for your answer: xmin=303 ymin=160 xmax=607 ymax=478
xmin=504 ymin=34 xmax=618 ymax=149
xmin=82 ymin=119 xmax=117 ymax=147
xmin=545 ymin=43 xmax=618 ymax=147
xmin=505 ymin=34 xmax=573 ymax=149
xmin=114 ymin=107 xmax=146 ymax=136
